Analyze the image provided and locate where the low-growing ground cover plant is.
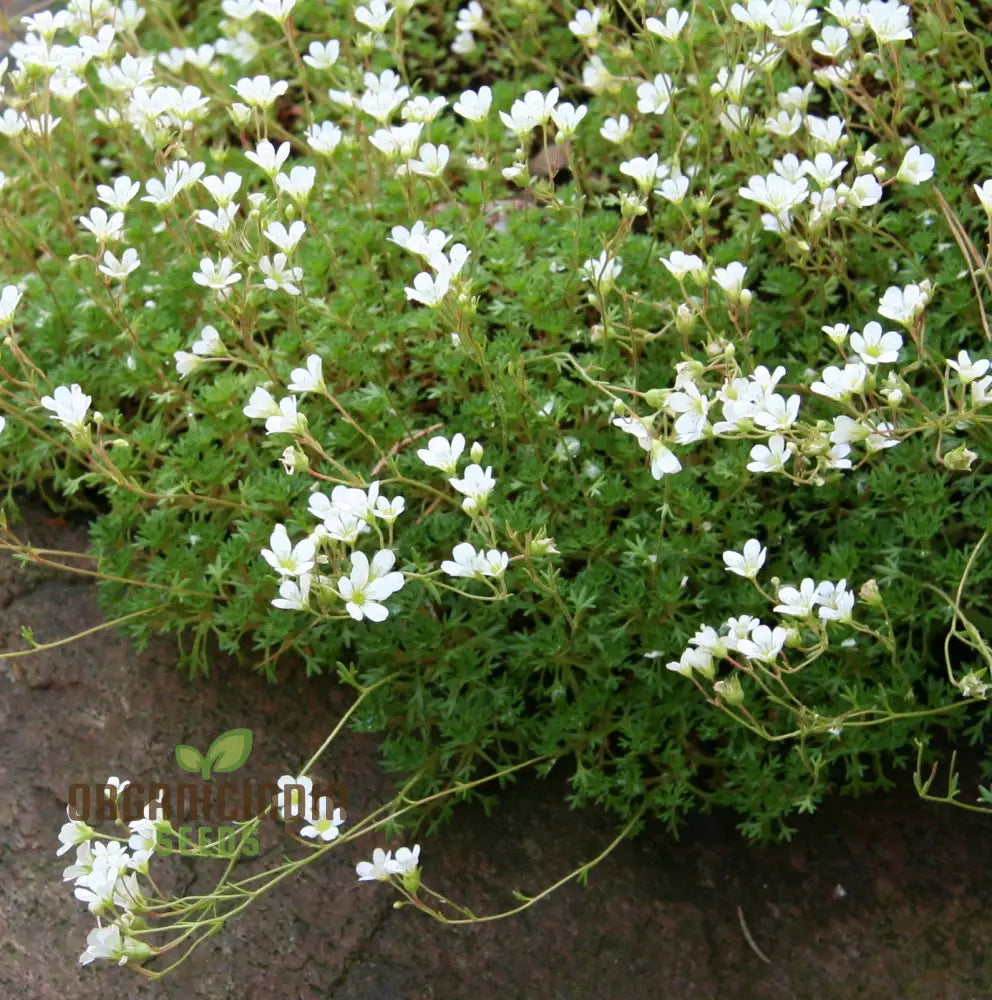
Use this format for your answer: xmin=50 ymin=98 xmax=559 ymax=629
xmin=0 ymin=0 xmax=991 ymax=973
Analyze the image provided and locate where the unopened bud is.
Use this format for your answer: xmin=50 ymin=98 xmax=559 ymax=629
xmin=470 ymin=441 xmax=484 ymax=463
xmin=859 ymin=578 xmax=881 ymax=605
xmin=643 ymin=388 xmax=667 ymax=410
xmin=713 ymin=675 xmax=744 ymax=706
xmin=943 ymin=444 xmax=978 ymax=471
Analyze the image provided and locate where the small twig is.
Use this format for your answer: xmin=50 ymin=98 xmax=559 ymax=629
xmin=370 ymin=422 xmax=444 ymax=477
xmin=737 ymin=905 xmax=772 ymax=965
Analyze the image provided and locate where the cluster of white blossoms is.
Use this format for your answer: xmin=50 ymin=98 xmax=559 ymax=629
xmin=59 ymin=771 xmax=419 ymax=967
xmin=663 ymin=539 xmax=858 ymax=687
xmin=58 ymin=781 xmax=166 ymax=967
xmin=392 ymin=219 xmax=471 ymax=309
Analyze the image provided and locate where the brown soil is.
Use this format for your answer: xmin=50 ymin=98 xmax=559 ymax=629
xmin=2 ymin=502 xmax=991 ymax=1000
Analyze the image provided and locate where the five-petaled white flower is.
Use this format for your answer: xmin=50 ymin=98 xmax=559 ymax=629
xmin=274 ymin=774 xmax=313 ymax=821
xmin=41 ymin=383 xmax=92 ymax=436
xmin=723 ymin=539 xmax=767 ymax=579
xmin=896 ymin=145 xmax=934 ymax=185
xmin=441 ymin=542 xmax=509 ymax=579
xmin=193 ymin=257 xmax=242 ymax=292
xmin=338 ymin=549 xmax=405 ymax=622
xmin=0 ymin=284 xmax=22 ymax=324
xmin=418 ymin=433 xmax=465 ymax=474
xmin=261 ymin=523 xmax=316 ymax=577
xmin=448 ymin=463 xmax=496 ymax=514
xmin=300 ymin=797 xmax=345 ymax=842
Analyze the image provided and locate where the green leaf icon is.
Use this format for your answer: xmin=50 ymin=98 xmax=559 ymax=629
xmin=175 ymin=744 xmax=205 ymax=775
xmin=204 ymin=728 xmax=254 ymax=777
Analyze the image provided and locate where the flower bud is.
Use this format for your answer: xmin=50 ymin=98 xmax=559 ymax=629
xmin=529 ymin=533 xmax=559 ymax=557
xmin=643 ymin=388 xmax=667 ymax=410
xmin=675 ymin=303 xmax=696 ymax=334
xmin=859 ymin=578 xmax=881 ymax=605
xmin=713 ymin=675 xmax=744 ymax=705
xmin=230 ymin=102 xmax=251 ymax=127
xmin=943 ymin=444 xmax=978 ymax=471
xmin=470 ymin=441 xmax=484 ymax=463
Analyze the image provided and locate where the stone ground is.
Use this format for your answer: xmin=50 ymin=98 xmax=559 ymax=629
xmin=2 ymin=502 xmax=992 ymax=1000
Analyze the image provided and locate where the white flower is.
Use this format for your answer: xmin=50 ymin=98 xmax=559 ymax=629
xmin=305 ymin=121 xmax=343 ymax=155
xmin=878 ymin=283 xmax=929 ymax=328
xmin=453 ymin=86 xmax=492 ymax=123
xmin=811 ymin=362 xmax=869 ymax=400
xmin=636 ymin=73 xmax=677 ymax=115
xmin=403 ymin=95 xmax=448 ymax=123
xmin=264 ymin=220 xmax=306 ymax=253
xmin=850 ymin=321 xmax=902 ymax=365
xmin=256 ymin=0 xmax=296 ymax=18
xmin=649 ymin=440 xmax=682 ymax=479
xmin=737 ymin=624 xmax=788 ymax=661
xmin=261 ymin=524 xmax=316 ymax=577
xmin=0 ymin=284 xmax=22 ymax=324
xmin=655 ymin=175 xmax=689 ymax=204
xmin=774 ymin=578 xmax=826 ymax=617
xmin=600 ymin=114 xmax=630 ymax=144
xmin=455 ymin=1 xmax=485 ymax=32
xmin=646 ymin=7 xmax=688 ymax=41
xmin=355 ymin=0 xmax=393 ymax=32
xmin=406 ymin=142 xmax=449 ymax=178
xmin=580 ymin=251 xmax=622 ymax=294
xmin=272 ymin=574 xmax=311 ymax=610
xmin=712 ymin=262 xmax=749 ymax=303
xmin=723 ymin=539 xmax=767 ymax=579
xmin=841 ymin=174 xmax=883 ymax=208
xmin=441 ymin=542 xmax=508 ymax=579
xmin=864 ymin=0 xmax=912 ymax=43
xmin=405 ymin=270 xmax=450 ymax=307
xmin=303 ymin=38 xmax=340 ymax=70
xmin=569 ymin=6 xmax=604 ymax=41
xmin=974 ymin=180 xmax=992 ymax=216
xmin=275 ymin=774 xmax=313 ymax=821
xmin=338 ymin=549 xmax=405 ymax=622
xmin=287 ymin=354 xmax=324 ymax=393
xmin=275 ymin=165 xmax=316 ymax=203
xmin=233 ymin=74 xmax=288 ymax=108
xmin=300 ymin=797 xmax=345 ymax=841
xmin=448 ymin=463 xmax=496 ymax=514
xmin=258 ymin=253 xmax=304 ymax=295
xmin=57 ymin=807 xmax=95 ymax=857
xmin=96 ymin=175 xmax=140 ymax=210
xmin=201 ymin=171 xmax=243 ymax=206
xmin=947 ymin=350 xmax=991 ymax=384
xmin=666 ymin=647 xmax=714 ymax=678
xmin=747 ymin=435 xmax=794 ymax=474
xmin=41 ymin=384 xmax=91 ymax=435
xmin=620 ymin=153 xmax=668 ymax=193
xmin=551 ymin=102 xmax=587 ymax=138
xmin=895 ymin=145 xmax=934 ymax=185
xmin=193 ymin=257 xmax=241 ymax=292
xmin=356 ymin=847 xmax=394 ymax=881
xmin=98 ymin=248 xmax=140 ymax=280
xmin=417 ymin=433 xmax=465 ymax=474
xmin=499 ymin=87 xmax=559 ymax=137
xmin=79 ymin=924 xmax=152 ymax=967
xmin=660 ymin=250 xmax=705 ymax=282
xmin=245 ymin=140 xmax=291 ymax=177
xmin=817 ymin=579 xmax=855 ymax=621
xmin=79 ymin=206 xmax=125 ymax=242
xmin=389 ymin=844 xmax=421 ymax=875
